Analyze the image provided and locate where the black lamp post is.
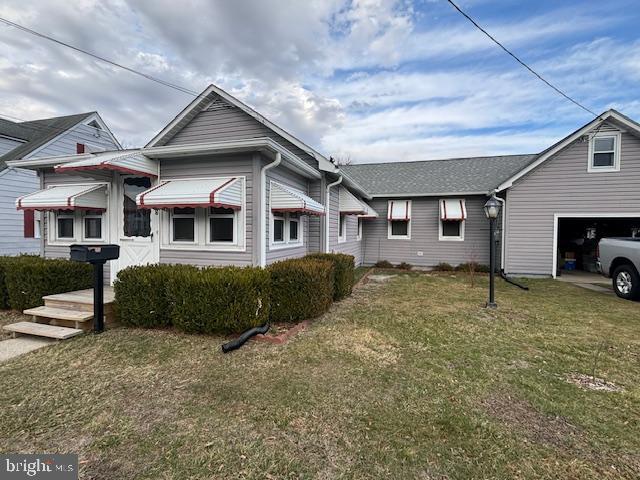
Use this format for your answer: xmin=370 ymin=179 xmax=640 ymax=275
xmin=483 ymin=196 xmax=502 ymax=308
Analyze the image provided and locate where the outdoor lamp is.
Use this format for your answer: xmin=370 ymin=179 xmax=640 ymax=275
xmin=484 ymin=195 xmax=501 ymax=219
xmin=484 ymin=195 xmax=502 ymax=308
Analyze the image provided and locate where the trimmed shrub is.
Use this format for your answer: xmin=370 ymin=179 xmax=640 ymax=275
xmin=0 ymin=256 xmax=17 ymax=309
xmin=306 ymin=253 xmax=355 ymax=300
xmin=3 ymin=256 xmax=93 ymax=311
xmin=167 ymin=266 xmax=271 ymax=334
xmin=397 ymin=262 xmax=413 ymax=271
xmin=434 ymin=262 xmax=454 ymax=272
xmin=113 ymin=264 xmax=186 ymax=328
xmin=268 ymin=258 xmax=334 ymax=323
xmin=374 ymin=260 xmax=393 ymax=269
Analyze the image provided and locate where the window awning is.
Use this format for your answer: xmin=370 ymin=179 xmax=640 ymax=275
xmin=55 ymin=151 xmax=158 ymax=177
xmin=358 ymin=203 xmax=379 ymax=219
xmin=271 ymin=182 xmax=325 ymax=216
xmin=339 ymin=187 xmax=366 ymax=215
xmin=387 ymin=200 xmax=410 ymax=220
xmin=137 ymin=177 xmax=242 ymax=210
xmin=16 ymin=184 xmax=107 ymax=211
xmin=440 ymin=199 xmax=467 ymax=220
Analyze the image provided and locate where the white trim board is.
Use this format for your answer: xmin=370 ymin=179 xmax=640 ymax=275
xmin=551 ymin=212 xmax=640 ymax=278
xmin=145 ymin=84 xmax=338 ymax=173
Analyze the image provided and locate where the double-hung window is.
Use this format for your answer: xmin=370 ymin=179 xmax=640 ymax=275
xmin=288 ymin=214 xmax=299 ymax=242
xmin=439 ymin=199 xmax=466 ymax=241
xmin=83 ymin=210 xmax=104 ymax=240
xmin=589 ymin=132 xmax=621 ymax=172
xmin=171 ymin=208 xmax=196 ymax=243
xmin=387 ymin=200 xmax=411 ymax=239
xmin=338 ymin=214 xmax=347 ymax=243
xmin=208 ymin=207 xmax=236 ymax=244
xmin=56 ymin=211 xmax=75 ymax=240
xmin=271 ymin=212 xmax=302 ymax=248
xmin=357 ymin=218 xmax=363 ymax=241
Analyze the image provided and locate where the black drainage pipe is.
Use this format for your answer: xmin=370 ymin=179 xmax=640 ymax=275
xmin=500 ymin=270 xmax=529 ymax=291
xmin=221 ymin=323 xmax=270 ymax=353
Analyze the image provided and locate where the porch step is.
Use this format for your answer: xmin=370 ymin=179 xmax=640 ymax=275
xmin=2 ymin=322 xmax=83 ymax=340
xmin=23 ymin=306 xmax=93 ymax=322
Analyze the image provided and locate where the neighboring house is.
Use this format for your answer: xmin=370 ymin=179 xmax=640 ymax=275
xmin=7 ymin=84 xmax=640 ymax=279
xmin=0 ymin=113 xmax=121 ymax=255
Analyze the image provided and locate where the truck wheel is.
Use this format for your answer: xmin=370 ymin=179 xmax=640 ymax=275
xmin=612 ymin=264 xmax=640 ymax=300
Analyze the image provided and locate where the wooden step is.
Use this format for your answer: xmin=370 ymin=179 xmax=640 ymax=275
xmin=43 ymin=288 xmax=115 ymax=305
xmin=3 ymin=322 xmax=83 ymax=340
xmin=24 ymin=306 xmax=93 ymax=322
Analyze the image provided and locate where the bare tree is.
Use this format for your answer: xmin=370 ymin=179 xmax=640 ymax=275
xmin=333 ymin=154 xmax=353 ymax=166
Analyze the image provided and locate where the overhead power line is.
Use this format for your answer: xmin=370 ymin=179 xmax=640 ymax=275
xmin=445 ymin=0 xmax=600 ymax=119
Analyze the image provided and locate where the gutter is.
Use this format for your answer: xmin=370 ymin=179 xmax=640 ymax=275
xmin=325 ymin=175 xmax=342 ymax=253
xmin=260 ymin=152 xmax=282 ymax=267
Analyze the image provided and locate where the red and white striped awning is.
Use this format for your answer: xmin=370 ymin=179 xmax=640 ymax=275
xmin=440 ymin=199 xmax=467 ymax=220
xmin=137 ymin=177 xmax=242 ymax=210
xmin=16 ymin=184 xmax=107 ymax=211
xmin=358 ymin=203 xmax=379 ymax=219
xmin=339 ymin=187 xmax=366 ymax=215
xmin=55 ymin=150 xmax=158 ymax=177
xmin=270 ymin=182 xmax=325 ymax=215
xmin=387 ymin=200 xmax=411 ymax=220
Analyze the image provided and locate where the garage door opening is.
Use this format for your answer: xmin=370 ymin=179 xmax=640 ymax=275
xmin=556 ymin=217 xmax=640 ymax=276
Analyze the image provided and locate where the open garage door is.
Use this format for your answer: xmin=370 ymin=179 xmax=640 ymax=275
xmin=555 ymin=216 xmax=640 ymax=276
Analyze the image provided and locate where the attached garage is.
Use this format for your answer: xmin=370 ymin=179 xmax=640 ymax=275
xmin=554 ymin=215 xmax=640 ymax=276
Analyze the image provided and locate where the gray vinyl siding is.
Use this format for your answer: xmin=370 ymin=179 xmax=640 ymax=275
xmin=504 ymin=124 xmax=640 ymax=275
xmin=0 ymin=136 xmax=24 ymax=155
xmin=308 ymin=178 xmax=323 ymax=254
xmin=26 ymin=123 xmax=119 ymax=158
xmin=328 ymin=187 xmax=364 ymax=265
xmin=265 ymin=164 xmax=311 ymax=264
xmin=165 ymin=95 xmax=319 ymax=169
xmin=0 ymin=168 xmax=40 ymax=255
xmin=158 ymin=154 xmax=255 ymax=267
xmin=361 ymin=196 xmax=490 ymax=267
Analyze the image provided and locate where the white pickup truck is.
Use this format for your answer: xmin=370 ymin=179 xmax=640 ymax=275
xmin=598 ymin=237 xmax=640 ymax=300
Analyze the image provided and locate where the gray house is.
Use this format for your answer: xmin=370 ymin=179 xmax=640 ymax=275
xmin=0 ymin=113 xmax=121 ymax=255
xmin=7 ymin=85 xmax=640 ymax=279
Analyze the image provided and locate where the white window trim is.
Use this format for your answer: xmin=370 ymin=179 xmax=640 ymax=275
xmin=288 ymin=215 xmax=300 ymax=242
xmin=439 ymin=218 xmax=465 ymax=242
xmin=269 ymin=212 xmax=304 ymax=250
xmin=48 ymin=209 xmax=109 ymax=245
xmin=338 ymin=214 xmax=348 ymax=243
xmin=159 ymin=176 xmax=247 ymax=252
xmin=357 ymin=217 xmax=363 ymax=242
xmin=81 ymin=210 xmax=106 ymax=242
xmin=588 ymin=131 xmax=621 ymax=173
xmin=439 ymin=198 xmax=466 ymax=242
xmin=387 ymin=200 xmax=412 ymax=240
xmin=169 ymin=208 xmax=197 ymax=245
xmin=207 ymin=207 xmax=238 ymax=246
xmin=54 ymin=211 xmax=75 ymax=242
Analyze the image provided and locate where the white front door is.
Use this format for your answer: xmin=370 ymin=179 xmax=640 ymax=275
xmin=110 ymin=174 xmax=159 ymax=282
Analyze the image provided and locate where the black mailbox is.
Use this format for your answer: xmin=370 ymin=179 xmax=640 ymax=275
xmin=70 ymin=244 xmax=120 ymax=333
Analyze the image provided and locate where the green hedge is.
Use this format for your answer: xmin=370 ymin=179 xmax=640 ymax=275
xmin=166 ymin=266 xmax=271 ymax=334
xmin=306 ymin=253 xmax=355 ymax=300
xmin=113 ymin=264 xmax=186 ymax=328
xmin=1 ymin=255 xmax=93 ymax=311
xmin=0 ymin=257 xmax=15 ymax=309
xmin=268 ymin=258 xmax=334 ymax=323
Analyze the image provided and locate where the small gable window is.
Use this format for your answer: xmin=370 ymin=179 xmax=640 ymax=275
xmin=589 ymin=133 xmax=620 ymax=172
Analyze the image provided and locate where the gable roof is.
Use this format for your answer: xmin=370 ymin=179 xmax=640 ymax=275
xmin=341 ymin=154 xmax=537 ymax=197
xmin=495 ymin=109 xmax=640 ymax=191
xmin=145 ymin=84 xmax=338 ymax=173
xmin=0 ymin=112 xmax=95 ymax=171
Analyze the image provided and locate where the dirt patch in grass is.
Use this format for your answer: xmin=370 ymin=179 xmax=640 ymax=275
xmin=566 ymin=373 xmax=624 ymax=392
xmin=483 ymin=393 xmax=582 ymax=449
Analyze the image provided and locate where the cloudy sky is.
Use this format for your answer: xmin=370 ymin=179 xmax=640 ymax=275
xmin=0 ymin=0 xmax=639 ymax=163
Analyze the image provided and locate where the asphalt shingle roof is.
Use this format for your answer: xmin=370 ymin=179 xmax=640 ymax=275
xmin=0 ymin=112 xmax=94 ymax=170
xmin=340 ymin=154 xmax=538 ymax=196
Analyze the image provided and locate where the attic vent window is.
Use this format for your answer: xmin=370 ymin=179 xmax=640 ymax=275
xmin=87 ymin=120 xmax=102 ymax=130
xmin=588 ymin=132 xmax=620 ymax=172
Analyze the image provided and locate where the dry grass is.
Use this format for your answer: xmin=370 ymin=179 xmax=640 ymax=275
xmin=0 ymin=311 xmax=30 ymax=340
xmin=0 ymin=273 xmax=639 ymax=479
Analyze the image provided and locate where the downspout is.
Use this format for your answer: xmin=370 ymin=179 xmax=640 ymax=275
xmin=259 ymin=152 xmax=281 ymax=267
xmin=325 ymin=175 xmax=342 ymax=253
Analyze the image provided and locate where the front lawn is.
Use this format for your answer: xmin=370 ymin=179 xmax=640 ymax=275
xmin=0 ymin=273 xmax=638 ymax=479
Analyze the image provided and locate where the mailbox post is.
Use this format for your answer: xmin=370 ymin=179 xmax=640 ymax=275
xmin=70 ymin=244 xmax=120 ymax=333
